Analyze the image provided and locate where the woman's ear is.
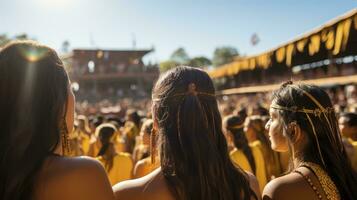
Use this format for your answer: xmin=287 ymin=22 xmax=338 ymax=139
xmin=289 ymin=122 xmax=304 ymax=144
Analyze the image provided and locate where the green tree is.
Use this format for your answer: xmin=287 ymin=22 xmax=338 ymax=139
xmin=159 ymin=60 xmax=179 ymax=72
xmin=15 ymin=33 xmax=29 ymax=40
xmin=189 ymin=56 xmax=212 ymax=68
xmin=0 ymin=33 xmax=31 ymax=47
xmin=0 ymin=34 xmax=10 ymax=47
xmin=212 ymin=46 xmax=239 ymax=67
xmin=170 ymin=47 xmax=190 ymax=65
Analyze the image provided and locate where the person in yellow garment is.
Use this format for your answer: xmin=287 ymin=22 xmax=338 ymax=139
xmin=223 ymin=114 xmax=267 ymax=191
xmin=96 ymin=123 xmax=133 ymax=185
xmin=339 ymin=112 xmax=357 ymax=170
xmin=244 ymin=116 xmax=282 ymax=180
xmin=133 ymin=119 xmax=161 ymax=178
xmin=132 ymin=119 xmax=152 ymax=163
xmin=123 ymin=109 xmax=141 ymax=153
xmin=76 ymin=115 xmax=92 ymax=155
xmin=133 ymin=155 xmax=160 ymax=179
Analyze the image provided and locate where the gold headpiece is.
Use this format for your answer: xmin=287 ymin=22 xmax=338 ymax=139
xmin=152 ymin=83 xmax=216 ymax=102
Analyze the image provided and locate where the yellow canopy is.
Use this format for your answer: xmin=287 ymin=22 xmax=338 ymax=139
xmin=209 ymin=9 xmax=357 ymax=79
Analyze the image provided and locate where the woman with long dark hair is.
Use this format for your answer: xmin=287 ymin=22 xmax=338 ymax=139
xmin=114 ymin=66 xmax=260 ymax=200
xmin=223 ymin=114 xmax=267 ymax=191
xmin=0 ymin=41 xmax=114 ymax=200
xmin=263 ymin=81 xmax=357 ymax=200
xmin=96 ymin=123 xmax=133 ymax=185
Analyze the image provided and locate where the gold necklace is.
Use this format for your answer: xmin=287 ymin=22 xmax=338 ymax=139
xmin=294 ymin=169 xmax=323 ymax=199
xmin=300 ymin=162 xmax=340 ymax=200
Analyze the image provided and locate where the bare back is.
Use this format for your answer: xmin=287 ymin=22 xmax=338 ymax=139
xmin=114 ymin=168 xmax=260 ymax=200
xmin=113 ymin=168 xmax=175 ymax=200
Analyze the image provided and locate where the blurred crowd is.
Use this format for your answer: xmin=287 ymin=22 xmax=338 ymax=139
xmin=69 ymin=83 xmax=357 ymax=189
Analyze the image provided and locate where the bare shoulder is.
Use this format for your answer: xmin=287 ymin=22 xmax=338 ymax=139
xmin=47 ymin=156 xmax=107 ymax=179
xmin=35 ymin=156 xmax=114 ymax=200
xmin=245 ymin=171 xmax=261 ymax=200
xmin=113 ymin=167 xmax=174 ymax=200
xmin=262 ymin=173 xmax=303 ymax=200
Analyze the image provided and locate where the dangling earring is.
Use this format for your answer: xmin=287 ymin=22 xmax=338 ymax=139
xmin=150 ymin=128 xmax=157 ymax=164
xmin=61 ymin=119 xmax=71 ymax=156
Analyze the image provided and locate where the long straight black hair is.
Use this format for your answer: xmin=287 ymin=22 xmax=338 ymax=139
xmin=0 ymin=41 xmax=69 ymax=200
xmin=272 ymin=81 xmax=357 ymax=199
xmin=152 ymin=66 xmax=254 ymax=200
xmin=223 ymin=115 xmax=256 ymax=175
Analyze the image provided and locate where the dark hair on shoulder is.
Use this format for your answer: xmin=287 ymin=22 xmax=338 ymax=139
xmin=271 ymin=81 xmax=357 ymax=199
xmin=0 ymin=41 xmax=69 ymax=200
xmin=152 ymin=66 xmax=255 ymax=200
xmin=223 ymin=114 xmax=256 ymax=175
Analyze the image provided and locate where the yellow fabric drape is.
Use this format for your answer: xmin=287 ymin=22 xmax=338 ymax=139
xmin=333 ymin=18 xmax=352 ymax=55
xmin=208 ymin=9 xmax=356 ymax=79
xmin=285 ymin=44 xmax=295 ymax=66
xmin=275 ymin=47 xmax=286 ymax=63
xmin=321 ymin=29 xmax=335 ymax=50
xmin=308 ymin=34 xmax=321 ymax=56
xmin=297 ymin=39 xmax=308 ymax=52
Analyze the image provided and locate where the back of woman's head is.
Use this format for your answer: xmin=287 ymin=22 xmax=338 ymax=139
xmin=223 ymin=114 xmax=246 ymax=149
xmin=96 ymin=123 xmax=117 ymax=153
xmin=152 ymin=66 xmax=252 ymax=200
xmin=96 ymin=123 xmax=117 ymax=171
xmin=0 ymin=41 xmax=69 ymax=200
xmin=272 ymin=81 xmax=357 ymax=199
xmin=126 ymin=109 xmax=141 ymax=128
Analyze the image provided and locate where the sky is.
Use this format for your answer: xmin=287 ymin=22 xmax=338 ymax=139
xmin=0 ymin=0 xmax=356 ymax=63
